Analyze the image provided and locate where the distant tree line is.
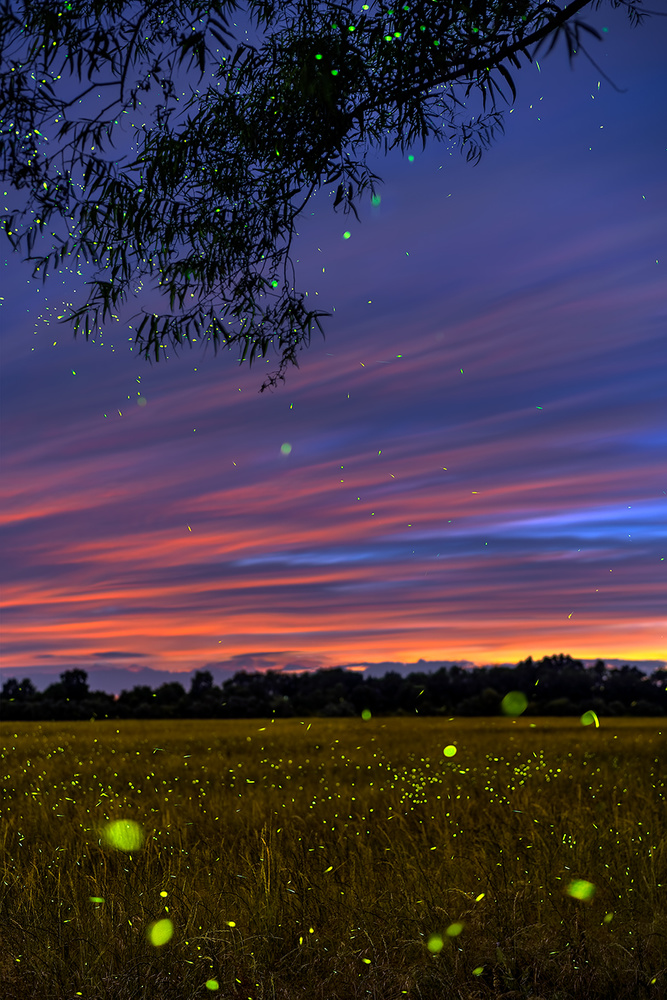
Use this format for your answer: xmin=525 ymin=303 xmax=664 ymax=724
xmin=0 ymin=654 xmax=664 ymax=722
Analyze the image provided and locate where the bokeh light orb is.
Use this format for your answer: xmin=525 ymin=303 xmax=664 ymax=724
xmin=500 ymin=691 xmax=528 ymax=716
xmin=102 ymin=819 xmax=144 ymax=852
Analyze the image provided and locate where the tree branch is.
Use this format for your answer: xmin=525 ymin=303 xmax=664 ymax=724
xmin=353 ymin=0 xmax=597 ymax=118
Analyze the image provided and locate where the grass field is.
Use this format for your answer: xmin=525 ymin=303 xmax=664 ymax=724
xmin=1 ymin=715 xmax=664 ymax=1000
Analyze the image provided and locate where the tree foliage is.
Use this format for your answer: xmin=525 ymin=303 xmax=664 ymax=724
xmin=0 ymin=0 xmax=656 ymax=390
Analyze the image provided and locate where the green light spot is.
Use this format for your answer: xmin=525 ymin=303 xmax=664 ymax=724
xmin=446 ymin=922 xmax=463 ymax=937
xmin=443 ymin=744 xmax=457 ymax=757
xmin=604 ymin=912 xmax=614 ymax=923
xmin=315 ymin=54 xmax=323 ymax=60
xmin=501 ymin=691 xmax=528 ymax=716
xmin=331 ymin=69 xmax=339 ymax=76
xmin=205 ymin=980 xmax=220 ymax=991
xmin=361 ymin=709 xmax=372 ymax=721
xmin=371 ymin=193 xmax=381 ymax=206
xmin=280 ymin=442 xmax=292 ymax=455
xmin=580 ymin=710 xmax=599 ymax=727
xmin=89 ymin=896 xmax=104 ymax=903
xmin=147 ymin=918 xmax=173 ymax=946
xmin=427 ymin=934 xmax=443 ymax=953
xmin=472 ymin=966 xmax=484 ymax=976
xmin=567 ymin=879 xmax=596 ymax=901
xmin=103 ymin=819 xmax=144 ymax=851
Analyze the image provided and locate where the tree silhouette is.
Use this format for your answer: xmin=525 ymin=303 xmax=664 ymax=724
xmin=189 ymin=668 xmax=214 ymax=699
xmin=60 ymin=668 xmax=90 ymax=701
xmin=1 ymin=0 xmax=658 ymax=391
xmin=0 ymin=655 xmax=664 ymax=720
xmin=0 ymin=677 xmax=37 ymax=702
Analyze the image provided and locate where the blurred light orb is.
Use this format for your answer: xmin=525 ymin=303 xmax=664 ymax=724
xmin=567 ymin=879 xmax=596 ymax=901
xmin=103 ymin=819 xmax=144 ymax=851
xmin=501 ymin=691 xmax=528 ymax=716
xmin=147 ymin=918 xmax=174 ymax=946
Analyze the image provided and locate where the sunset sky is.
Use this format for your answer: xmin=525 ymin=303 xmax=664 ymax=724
xmin=2 ymin=2 xmax=665 ymax=696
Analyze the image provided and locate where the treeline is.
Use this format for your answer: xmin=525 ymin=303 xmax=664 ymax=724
xmin=0 ymin=654 xmax=665 ymax=721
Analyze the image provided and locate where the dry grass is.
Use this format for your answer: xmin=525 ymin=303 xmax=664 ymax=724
xmin=1 ymin=715 xmax=665 ymax=1000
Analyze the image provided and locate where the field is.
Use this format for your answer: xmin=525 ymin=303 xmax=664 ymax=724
xmin=1 ymin=716 xmax=664 ymax=1000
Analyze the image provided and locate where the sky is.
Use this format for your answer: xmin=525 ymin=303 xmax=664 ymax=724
xmin=1 ymin=2 xmax=666 ymax=697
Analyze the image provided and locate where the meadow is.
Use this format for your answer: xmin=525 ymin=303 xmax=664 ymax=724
xmin=0 ymin=715 xmax=664 ymax=1000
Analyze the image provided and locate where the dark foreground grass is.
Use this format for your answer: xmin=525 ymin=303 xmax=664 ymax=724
xmin=1 ymin=716 xmax=665 ymax=1000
